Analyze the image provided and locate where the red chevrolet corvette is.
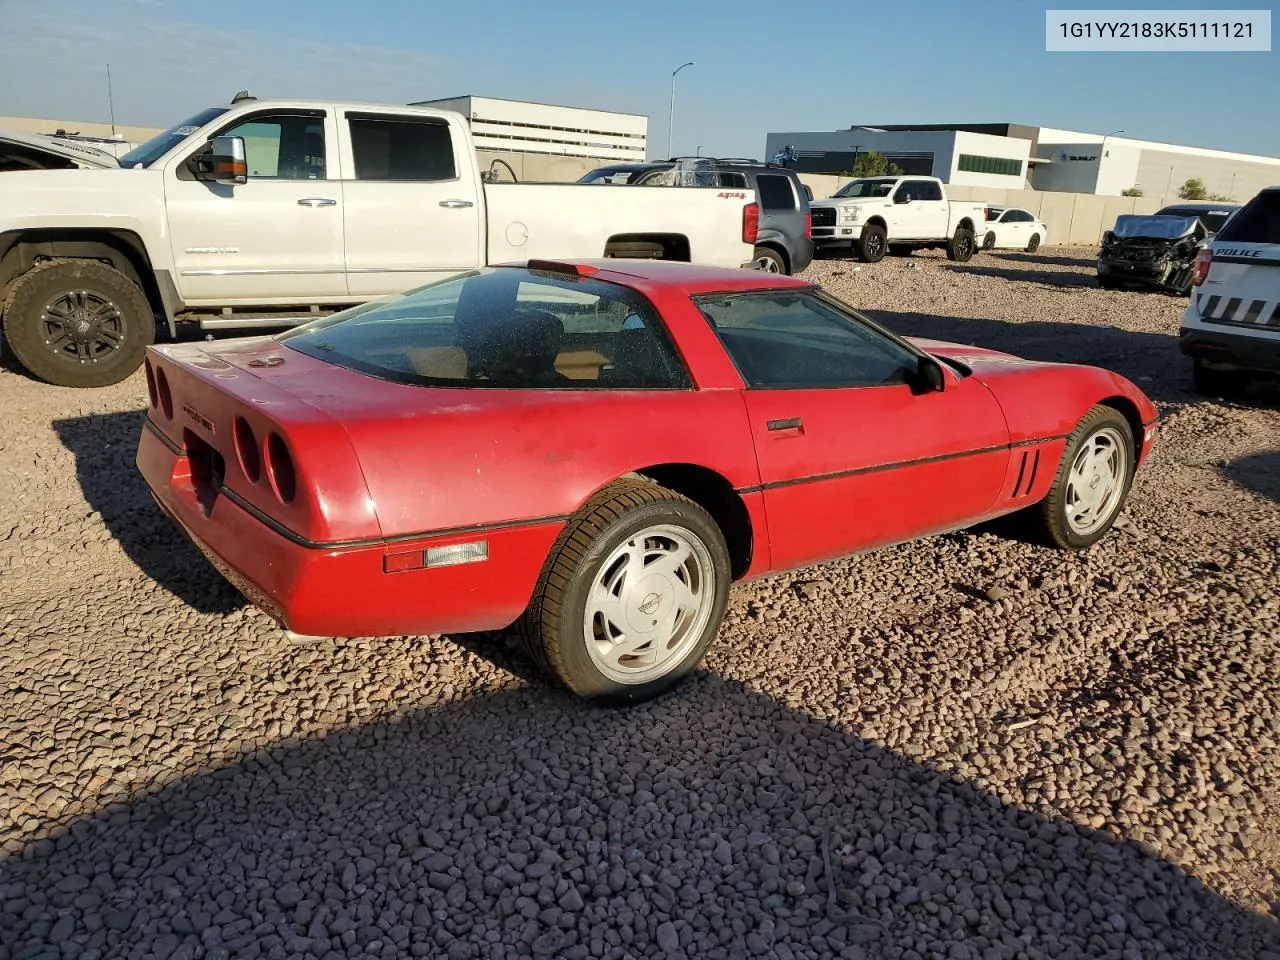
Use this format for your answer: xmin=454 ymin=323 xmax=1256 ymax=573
xmin=137 ymin=259 xmax=1158 ymax=702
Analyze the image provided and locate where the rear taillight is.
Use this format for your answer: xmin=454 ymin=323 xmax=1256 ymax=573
xmin=743 ymin=202 xmax=760 ymax=245
xmin=233 ymin=416 xmax=262 ymax=483
xmin=1191 ymin=247 xmax=1212 ymax=286
xmin=265 ymin=433 xmax=297 ymax=504
xmin=804 ymin=212 xmax=812 ymax=240
xmin=154 ymin=366 xmax=173 ymax=420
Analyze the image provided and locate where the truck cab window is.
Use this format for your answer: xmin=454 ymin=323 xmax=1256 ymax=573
xmin=348 ymin=116 xmax=457 ymax=182
xmin=221 ymin=114 xmax=326 ymax=180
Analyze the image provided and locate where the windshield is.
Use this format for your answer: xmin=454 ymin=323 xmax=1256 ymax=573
xmin=118 ymin=107 xmax=229 ymax=168
xmin=277 ymin=267 xmax=691 ymax=389
xmin=1111 ymin=215 xmax=1201 ymax=240
xmin=1155 ymin=206 xmax=1236 ymax=233
xmin=832 ymin=178 xmax=897 ymax=199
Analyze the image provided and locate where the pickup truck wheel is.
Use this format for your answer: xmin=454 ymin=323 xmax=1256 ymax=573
xmin=945 ymin=228 xmax=976 ymax=262
xmin=1032 ymin=406 xmax=1134 ymax=550
xmin=1192 ymin=360 xmax=1251 ymax=399
xmin=520 ymin=478 xmax=731 ymax=703
xmin=854 ymin=224 xmax=887 ymax=263
xmin=752 ymin=246 xmax=788 ymax=274
xmin=3 ymin=260 xmax=154 ymax=388
xmin=1025 ymin=233 xmax=1041 ymax=253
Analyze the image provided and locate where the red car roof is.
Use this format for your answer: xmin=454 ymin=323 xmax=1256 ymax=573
xmin=508 ymin=258 xmax=815 ymax=295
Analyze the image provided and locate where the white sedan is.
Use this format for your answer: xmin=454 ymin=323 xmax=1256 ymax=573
xmin=980 ymin=207 xmax=1049 ymax=252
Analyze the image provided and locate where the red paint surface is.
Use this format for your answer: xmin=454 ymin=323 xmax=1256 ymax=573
xmin=137 ymin=260 xmax=1159 ymax=638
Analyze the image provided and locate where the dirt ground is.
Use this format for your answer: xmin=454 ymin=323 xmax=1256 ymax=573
xmin=2 ymin=246 xmax=1278 ymax=959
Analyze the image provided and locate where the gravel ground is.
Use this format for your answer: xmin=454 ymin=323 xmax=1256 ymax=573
xmin=2 ymin=246 xmax=1279 ymax=960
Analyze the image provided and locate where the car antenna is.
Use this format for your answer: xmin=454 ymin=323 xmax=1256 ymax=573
xmin=231 ymin=90 xmax=256 ymax=103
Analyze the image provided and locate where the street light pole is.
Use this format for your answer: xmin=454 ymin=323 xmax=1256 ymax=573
xmin=1100 ymin=128 xmax=1123 ymax=193
xmin=667 ymin=61 xmax=694 ymax=159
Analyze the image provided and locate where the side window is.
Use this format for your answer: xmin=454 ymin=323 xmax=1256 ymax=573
xmin=999 ymin=211 xmax=1015 ymax=222
xmin=918 ymin=180 xmax=943 ymax=201
xmin=220 ymin=113 xmax=326 ymax=180
xmin=348 ymin=115 xmax=457 ymax=181
xmin=717 ymin=171 xmax=749 ymax=188
xmin=756 ymin=174 xmax=797 ymax=211
xmin=894 ymin=181 xmax=915 ymax=202
xmin=695 ymin=291 xmax=918 ymax=389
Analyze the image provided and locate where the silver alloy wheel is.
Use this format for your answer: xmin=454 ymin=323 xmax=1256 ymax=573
xmin=583 ymin=523 xmax=716 ymax=685
xmin=1064 ymin=426 xmax=1129 ymax=535
xmin=754 ymin=254 xmax=782 ymax=273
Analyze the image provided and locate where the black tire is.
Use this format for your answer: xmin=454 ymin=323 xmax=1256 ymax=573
xmin=752 ymin=245 xmax=788 ymax=275
xmin=853 ymin=224 xmax=887 ymax=263
xmin=1025 ymin=233 xmax=1041 ymax=253
xmin=981 ymin=232 xmax=996 ymax=251
xmin=3 ymin=259 xmax=154 ymax=388
xmin=520 ymin=478 xmax=732 ymax=703
xmin=1097 ymin=276 xmax=1118 ymax=290
xmin=888 ymin=244 xmax=914 ymax=257
xmin=1192 ymin=360 xmax=1251 ymax=399
xmin=945 ymin=228 xmax=976 ymax=262
xmin=1031 ymin=406 xmax=1135 ymax=550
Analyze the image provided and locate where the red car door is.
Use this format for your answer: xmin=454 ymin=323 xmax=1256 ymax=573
xmin=693 ymin=289 xmax=1011 ymax=573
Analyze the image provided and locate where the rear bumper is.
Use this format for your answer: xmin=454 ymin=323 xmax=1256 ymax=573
xmin=136 ymin=422 xmax=559 ymax=637
xmin=1179 ymin=304 xmax=1280 ymax=374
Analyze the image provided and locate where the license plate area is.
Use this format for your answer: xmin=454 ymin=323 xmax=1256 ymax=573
xmin=182 ymin=429 xmax=225 ymax=515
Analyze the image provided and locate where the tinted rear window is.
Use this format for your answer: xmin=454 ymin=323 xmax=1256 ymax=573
xmin=277 ymin=268 xmax=691 ymax=390
xmin=1215 ymin=191 xmax=1280 ymax=245
xmin=756 ymin=174 xmax=797 ymax=211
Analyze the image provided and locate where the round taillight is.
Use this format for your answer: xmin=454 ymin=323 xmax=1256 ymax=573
xmin=154 ymin=366 xmax=173 ymax=420
xmin=234 ymin=416 xmax=262 ymax=483
xmin=265 ymin=433 xmax=297 ymax=504
xmin=144 ymin=358 xmax=158 ymax=409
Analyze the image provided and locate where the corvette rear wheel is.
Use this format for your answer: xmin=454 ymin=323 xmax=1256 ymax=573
xmin=1033 ymin=406 xmax=1135 ymax=550
xmin=520 ymin=478 xmax=731 ymax=703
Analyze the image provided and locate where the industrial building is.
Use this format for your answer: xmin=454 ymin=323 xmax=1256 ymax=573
xmin=410 ymin=95 xmax=647 ymax=162
xmin=765 ymin=123 xmax=1280 ymax=201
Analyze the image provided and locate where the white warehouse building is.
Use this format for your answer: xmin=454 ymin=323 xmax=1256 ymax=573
xmin=411 ymin=95 xmax=647 ymax=162
xmin=765 ymin=122 xmax=1280 ymax=201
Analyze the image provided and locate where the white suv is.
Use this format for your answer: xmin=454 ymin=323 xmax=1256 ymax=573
xmin=1180 ymin=186 xmax=1280 ymax=397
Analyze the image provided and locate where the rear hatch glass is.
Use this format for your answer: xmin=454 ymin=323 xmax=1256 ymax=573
xmin=1215 ymin=190 xmax=1280 ymax=245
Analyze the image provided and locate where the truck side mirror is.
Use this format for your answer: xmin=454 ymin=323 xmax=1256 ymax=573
xmin=894 ymin=193 xmax=911 ymax=204
xmin=192 ymin=135 xmax=248 ymax=185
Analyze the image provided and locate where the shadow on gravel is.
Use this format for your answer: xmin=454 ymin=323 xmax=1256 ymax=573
xmin=868 ymin=309 xmax=1191 ymax=406
xmin=52 ymin=410 xmax=246 ymax=615
xmin=942 ymin=264 xmax=1108 ymax=290
xmin=1221 ymin=451 xmax=1280 ymax=503
xmin=2 ymin=678 xmax=1277 ymax=959
xmin=980 ymin=252 xmax=1098 ymax=269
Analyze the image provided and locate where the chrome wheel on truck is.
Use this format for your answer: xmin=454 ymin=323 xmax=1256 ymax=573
xmin=521 ymin=478 xmax=731 ymax=703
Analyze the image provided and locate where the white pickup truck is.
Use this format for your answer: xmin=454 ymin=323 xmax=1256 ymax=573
xmin=808 ymin=175 xmax=986 ymax=264
xmin=0 ymin=97 xmax=760 ymax=387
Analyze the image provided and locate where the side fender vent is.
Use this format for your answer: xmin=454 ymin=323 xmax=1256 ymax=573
xmin=1009 ymin=448 xmax=1041 ymax=499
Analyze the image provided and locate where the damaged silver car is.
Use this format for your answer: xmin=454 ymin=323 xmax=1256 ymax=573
xmin=1096 ymin=204 xmax=1238 ymax=295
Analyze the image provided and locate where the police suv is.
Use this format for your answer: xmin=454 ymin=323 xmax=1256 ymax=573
xmin=1180 ymin=186 xmax=1280 ymax=397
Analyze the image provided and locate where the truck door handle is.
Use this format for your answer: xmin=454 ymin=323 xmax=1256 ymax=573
xmin=439 ymin=198 xmax=475 ymax=208
xmin=297 ymin=197 xmax=336 ymax=207
xmin=767 ymin=417 xmax=804 ymax=433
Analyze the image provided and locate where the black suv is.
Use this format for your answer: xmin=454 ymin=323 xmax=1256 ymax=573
xmin=578 ymin=158 xmax=814 ymax=275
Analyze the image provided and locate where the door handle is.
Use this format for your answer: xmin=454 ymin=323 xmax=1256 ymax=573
xmin=297 ymin=197 xmax=336 ymax=207
xmin=766 ymin=417 xmax=804 ymax=432
xmin=439 ymin=198 xmax=475 ymax=208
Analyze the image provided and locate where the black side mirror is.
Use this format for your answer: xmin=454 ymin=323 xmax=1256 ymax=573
xmin=894 ymin=194 xmax=911 ymax=204
xmin=1102 ymin=230 xmax=1115 ymax=244
xmin=909 ymin=355 xmax=946 ymax=395
xmin=192 ymin=135 xmax=248 ymax=185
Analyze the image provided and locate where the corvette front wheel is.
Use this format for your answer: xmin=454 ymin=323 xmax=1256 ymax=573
xmin=521 ymin=478 xmax=731 ymax=703
xmin=1033 ymin=406 xmax=1135 ymax=550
